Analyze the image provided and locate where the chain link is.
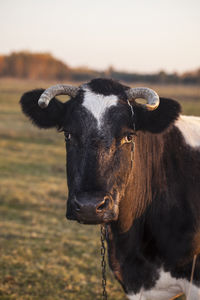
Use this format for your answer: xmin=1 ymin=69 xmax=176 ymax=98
xmin=100 ymin=224 xmax=108 ymax=300
xmin=127 ymin=99 xmax=135 ymax=131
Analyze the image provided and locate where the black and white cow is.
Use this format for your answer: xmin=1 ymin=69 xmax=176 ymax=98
xmin=20 ymin=78 xmax=200 ymax=300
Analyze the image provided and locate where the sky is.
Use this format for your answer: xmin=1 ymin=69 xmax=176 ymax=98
xmin=0 ymin=0 xmax=200 ymax=73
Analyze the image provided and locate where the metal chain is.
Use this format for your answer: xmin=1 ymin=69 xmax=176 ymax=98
xmin=131 ymin=140 xmax=135 ymax=168
xmin=127 ymin=99 xmax=135 ymax=131
xmin=127 ymin=99 xmax=136 ymax=168
xmin=100 ymin=224 xmax=108 ymax=300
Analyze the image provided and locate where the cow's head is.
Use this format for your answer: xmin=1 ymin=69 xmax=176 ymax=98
xmin=20 ymin=78 xmax=180 ymax=226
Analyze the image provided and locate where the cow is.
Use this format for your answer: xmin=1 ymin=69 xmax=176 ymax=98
xmin=20 ymin=78 xmax=200 ymax=300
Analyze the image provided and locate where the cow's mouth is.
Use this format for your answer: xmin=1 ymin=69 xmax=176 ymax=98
xmin=66 ymin=209 xmax=118 ymax=225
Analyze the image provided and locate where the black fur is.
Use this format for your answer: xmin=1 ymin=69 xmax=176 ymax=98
xmin=133 ymin=97 xmax=181 ymax=133
xmin=20 ymin=89 xmax=67 ymax=129
xmin=88 ymin=78 xmax=129 ymax=98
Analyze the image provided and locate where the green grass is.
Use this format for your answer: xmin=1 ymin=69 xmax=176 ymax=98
xmin=1 ymin=78 xmax=199 ymax=299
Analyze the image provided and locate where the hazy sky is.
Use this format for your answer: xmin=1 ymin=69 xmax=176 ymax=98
xmin=0 ymin=0 xmax=200 ymax=73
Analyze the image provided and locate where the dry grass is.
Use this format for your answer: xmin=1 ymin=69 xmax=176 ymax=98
xmin=1 ymin=78 xmax=199 ymax=299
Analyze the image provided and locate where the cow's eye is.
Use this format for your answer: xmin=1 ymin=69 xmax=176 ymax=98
xmin=120 ymin=133 xmax=134 ymax=145
xmin=64 ymin=132 xmax=71 ymax=142
xmin=124 ymin=134 xmax=134 ymax=143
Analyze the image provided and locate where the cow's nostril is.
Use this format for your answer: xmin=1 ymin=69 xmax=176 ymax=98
xmin=74 ymin=200 xmax=81 ymax=212
xmin=96 ymin=197 xmax=110 ymax=212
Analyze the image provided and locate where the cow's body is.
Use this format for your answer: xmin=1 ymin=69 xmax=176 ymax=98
xmin=20 ymin=78 xmax=200 ymax=299
xmin=105 ymin=114 xmax=200 ymax=299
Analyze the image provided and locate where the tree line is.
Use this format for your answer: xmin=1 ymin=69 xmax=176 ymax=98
xmin=0 ymin=51 xmax=200 ymax=84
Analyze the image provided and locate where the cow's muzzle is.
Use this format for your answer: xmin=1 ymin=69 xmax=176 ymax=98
xmin=66 ymin=192 xmax=117 ymax=224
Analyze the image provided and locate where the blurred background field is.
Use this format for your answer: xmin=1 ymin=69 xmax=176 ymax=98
xmin=0 ymin=78 xmax=199 ymax=299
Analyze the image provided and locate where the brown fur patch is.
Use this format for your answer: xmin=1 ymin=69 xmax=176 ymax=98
xmin=118 ymin=130 xmax=167 ymax=233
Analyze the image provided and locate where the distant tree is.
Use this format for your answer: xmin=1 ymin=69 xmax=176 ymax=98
xmin=70 ymin=66 xmax=101 ymax=81
xmin=0 ymin=56 xmax=6 ymax=76
xmin=105 ymin=65 xmax=115 ymax=78
xmin=1 ymin=51 xmax=71 ymax=80
xmin=0 ymin=51 xmax=199 ymax=84
xmin=181 ymin=69 xmax=200 ymax=84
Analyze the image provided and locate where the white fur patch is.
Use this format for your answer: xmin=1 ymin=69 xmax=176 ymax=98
xmin=175 ymin=115 xmax=200 ymax=148
xmin=82 ymin=88 xmax=118 ymax=128
xmin=127 ymin=269 xmax=200 ymax=300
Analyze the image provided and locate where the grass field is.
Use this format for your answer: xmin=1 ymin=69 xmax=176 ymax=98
xmin=0 ymin=78 xmax=200 ymax=300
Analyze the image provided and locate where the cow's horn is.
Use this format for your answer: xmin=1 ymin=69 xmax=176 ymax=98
xmin=126 ymin=87 xmax=160 ymax=111
xmin=38 ymin=84 xmax=79 ymax=108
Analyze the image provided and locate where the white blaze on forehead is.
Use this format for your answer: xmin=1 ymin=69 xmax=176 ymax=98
xmin=175 ymin=115 xmax=200 ymax=148
xmin=82 ymin=88 xmax=118 ymax=128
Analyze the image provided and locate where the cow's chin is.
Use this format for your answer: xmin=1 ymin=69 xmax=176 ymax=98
xmin=66 ymin=210 xmax=118 ymax=225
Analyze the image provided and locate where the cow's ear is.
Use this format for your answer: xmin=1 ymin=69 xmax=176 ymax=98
xmin=135 ymin=98 xmax=181 ymax=133
xmin=20 ymin=89 xmax=66 ymax=129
